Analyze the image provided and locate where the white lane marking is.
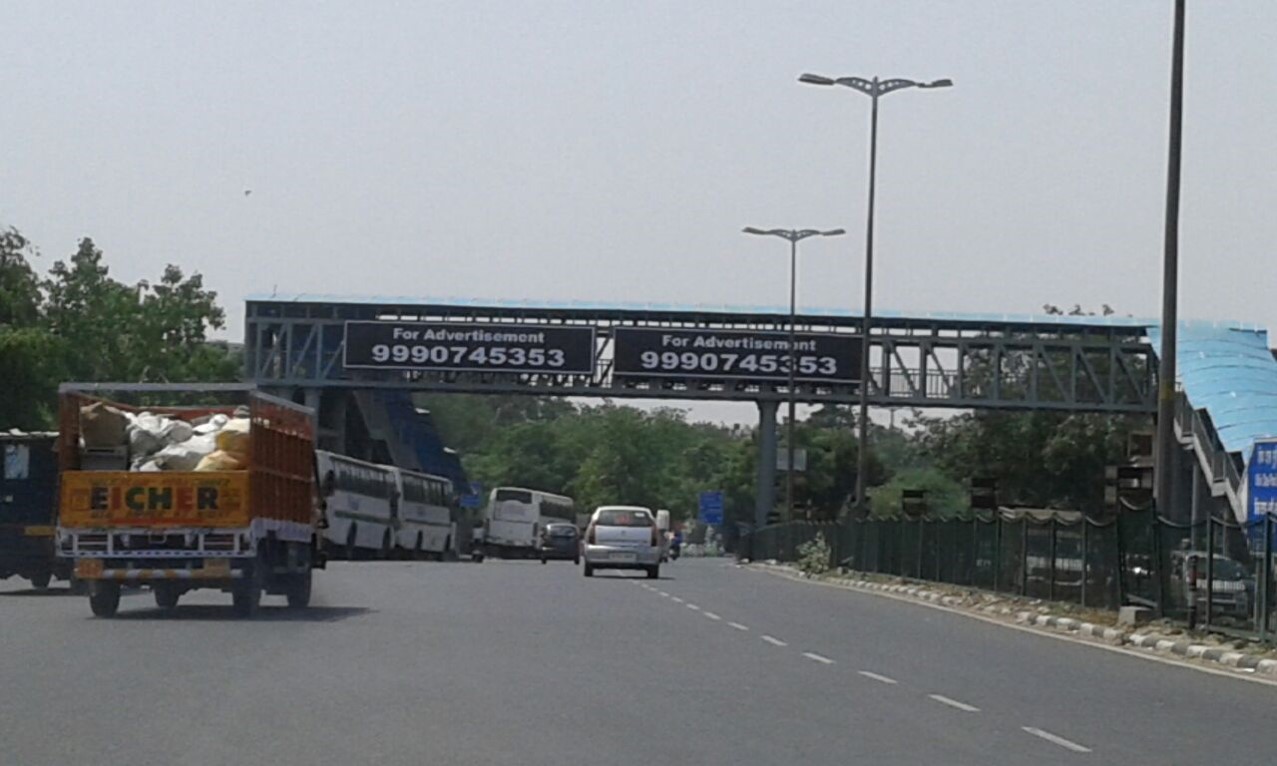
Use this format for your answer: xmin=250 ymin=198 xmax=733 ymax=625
xmin=727 ymin=622 xmax=749 ymax=631
xmin=858 ymin=671 xmax=898 ymax=685
xmin=802 ymin=652 xmax=835 ymax=665
xmin=703 ymin=612 xmax=721 ymax=621
xmin=670 ymin=596 xmax=685 ymax=604
xmin=1022 ymin=727 xmax=1092 ymax=753
xmin=686 ymin=603 xmax=701 ymax=611
xmin=658 ymin=592 xmax=670 ymax=598
xmin=761 ymin=635 xmax=788 ymax=647
xmin=927 ymin=694 xmax=980 ymax=712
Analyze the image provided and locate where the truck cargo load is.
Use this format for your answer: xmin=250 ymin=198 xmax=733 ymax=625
xmin=56 ymin=384 xmax=321 ymax=618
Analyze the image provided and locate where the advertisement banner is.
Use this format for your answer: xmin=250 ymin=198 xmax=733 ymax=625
xmin=344 ymin=321 xmax=596 ymax=374
xmin=612 ymin=328 xmax=860 ymax=384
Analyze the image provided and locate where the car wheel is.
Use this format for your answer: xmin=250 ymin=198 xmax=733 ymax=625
xmin=573 ymin=557 xmax=580 ymax=566
xmin=540 ymin=557 xmax=547 ymax=565
xmin=583 ymin=563 xmax=594 ymax=578
xmin=646 ymin=565 xmax=660 ymax=580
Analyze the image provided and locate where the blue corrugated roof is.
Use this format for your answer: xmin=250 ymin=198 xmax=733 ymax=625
xmin=1147 ymin=325 xmax=1277 ymax=459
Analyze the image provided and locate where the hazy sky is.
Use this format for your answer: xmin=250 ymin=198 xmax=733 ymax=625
xmin=4 ymin=1 xmax=1275 ymax=424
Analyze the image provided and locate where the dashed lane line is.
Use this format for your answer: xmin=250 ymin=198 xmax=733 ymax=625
xmin=761 ymin=635 xmax=788 ymax=647
xmin=857 ymin=671 xmax=898 ymax=685
xmin=1022 ymin=727 xmax=1092 ymax=754
xmin=670 ymin=596 xmax=685 ymax=604
xmin=727 ymin=622 xmax=749 ymax=631
xmin=927 ymin=694 xmax=980 ymax=713
xmin=686 ymin=603 xmax=701 ymax=611
xmin=802 ymin=652 xmax=835 ymax=665
xmin=703 ymin=612 xmax=722 ymax=621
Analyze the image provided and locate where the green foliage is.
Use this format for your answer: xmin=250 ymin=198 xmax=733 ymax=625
xmin=0 ymin=227 xmax=239 ymax=428
xmin=796 ymin=532 xmax=831 ymax=575
xmin=869 ymin=466 xmax=967 ymax=518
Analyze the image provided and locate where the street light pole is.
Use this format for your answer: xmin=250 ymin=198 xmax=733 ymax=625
xmin=743 ymin=227 xmax=845 ymax=521
xmin=798 ymin=73 xmax=952 ymax=511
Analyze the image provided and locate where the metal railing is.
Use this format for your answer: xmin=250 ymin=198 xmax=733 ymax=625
xmin=741 ymin=510 xmax=1277 ymax=644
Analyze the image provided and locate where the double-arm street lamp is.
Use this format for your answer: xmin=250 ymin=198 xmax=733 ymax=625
xmin=743 ymin=226 xmax=846 ymax=521
xmin=798 ymin=73 xmax=952 ymax=511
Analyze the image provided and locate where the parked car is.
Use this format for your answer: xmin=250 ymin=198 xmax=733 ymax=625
xmin=1168 ymin=550 xmax=1254 ymax=620
xmin=539 ymin=523 xmax=580 ymax=564
xmin=582 ymin=506 xmax=662 ymax=579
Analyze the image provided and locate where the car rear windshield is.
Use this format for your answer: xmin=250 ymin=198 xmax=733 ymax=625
xmin=595 ymin=510 xmax=652 ymax=527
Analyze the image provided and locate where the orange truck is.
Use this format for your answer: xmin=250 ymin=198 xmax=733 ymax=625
xmin=56 ymin=384 xmax=322 ymax=618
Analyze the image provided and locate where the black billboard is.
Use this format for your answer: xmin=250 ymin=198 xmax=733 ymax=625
xmin=612 ymin=328 xmax=860 ymax=383
xmin=344 ymin=321 xmax=596 ymax=374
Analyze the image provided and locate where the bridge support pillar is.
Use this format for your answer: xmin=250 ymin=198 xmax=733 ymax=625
xmin=756 ymin=400 xmax=779 ymax=530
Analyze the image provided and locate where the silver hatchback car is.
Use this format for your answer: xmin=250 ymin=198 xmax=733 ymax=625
xmin=582 ymin=505 xmax=662 ymax=579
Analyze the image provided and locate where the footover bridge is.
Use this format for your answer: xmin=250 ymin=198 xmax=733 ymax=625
xmin=244 ymin=294 xmax=1277 ymax=530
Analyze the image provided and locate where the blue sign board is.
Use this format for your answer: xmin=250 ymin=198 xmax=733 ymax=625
xmin=1249 ymin=440 xmax=1277 ymax=521
xmin=459 ymin=494 xmax=482 ymax=509
xmin=698 ymin=491 xmax=724 ymax=526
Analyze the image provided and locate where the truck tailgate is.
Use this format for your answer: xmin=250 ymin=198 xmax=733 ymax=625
xmin=60 ymin=471 xmax=251 ymax=528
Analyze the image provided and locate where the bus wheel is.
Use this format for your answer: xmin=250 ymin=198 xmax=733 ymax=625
xmin=415 ymin=533 xmax=425 ymax=561
xmin=345 ymin=526 xmax=358 ymax=561
xmin=89 ymin=582 xmax=121 ymax=618
xmin=380 ymin=530 xmax=392 ymax=560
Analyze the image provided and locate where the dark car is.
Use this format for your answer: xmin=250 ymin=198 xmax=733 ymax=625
xmin=539 ymin=523 xmax=580 ymax=564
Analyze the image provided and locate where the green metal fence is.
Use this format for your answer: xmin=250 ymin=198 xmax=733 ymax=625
xmin=741 ymin=509 xmax=1277 ymax=641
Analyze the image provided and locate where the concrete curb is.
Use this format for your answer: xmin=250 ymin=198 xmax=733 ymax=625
xmin=746 ymin=562 xmax=1277 ymax=677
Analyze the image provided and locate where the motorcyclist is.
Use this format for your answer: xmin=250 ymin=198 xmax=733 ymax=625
xmin=670 ymin=529 xmax=684 ymax=559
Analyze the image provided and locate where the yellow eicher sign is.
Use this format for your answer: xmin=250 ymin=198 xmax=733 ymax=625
xmin=60 ymin=472 xmax=251 ymax=528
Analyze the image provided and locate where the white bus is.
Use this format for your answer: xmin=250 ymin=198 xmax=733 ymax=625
xmin=481 ymin=487 xmax=576 ymax=558
xmin=316 ymin=450 xmax=399 ymax=559
xmin=395 ymin=467 xmax=456 ymax=559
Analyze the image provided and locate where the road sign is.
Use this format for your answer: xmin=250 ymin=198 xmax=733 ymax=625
xmin=776 ymin=448 xmax=807 ymax=472
xmin=459 ymin=494 xmax=482 ymax=509
xmin=611 ymin=328 xmax=860 ymax=384
xmin=698 ymin=490 xmax=724 ymax=526
xmin=344 ymin=321 xmax=596 ymax=374
xmin=1248 ymin=439 xmax=1277 ymax=521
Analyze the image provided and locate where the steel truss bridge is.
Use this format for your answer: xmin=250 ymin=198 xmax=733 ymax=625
xmin=246 ymin=296 xmax=1156 ymax=413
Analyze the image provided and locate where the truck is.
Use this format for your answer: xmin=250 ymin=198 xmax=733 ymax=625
xmin=0 ymin=431 xmax=72 ymax=589
xmin=56 ymin=384 xmax=322 ymax=618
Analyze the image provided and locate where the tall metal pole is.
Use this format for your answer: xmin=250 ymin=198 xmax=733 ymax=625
xmin=855 ymin=81 xmax=880 ymax=510
xmin=787 ymin=236 xmax=798 ymax=522
xmin=1154 ymin=0 xmax=1186 ymax=528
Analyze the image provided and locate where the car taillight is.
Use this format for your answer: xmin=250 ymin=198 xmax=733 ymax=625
xmin=587 ymin=526 xmax=596 ymax=544
xmin=651 ymin=528 xmax=659 ymax=546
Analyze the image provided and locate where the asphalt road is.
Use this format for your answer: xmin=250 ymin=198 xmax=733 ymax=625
xmin=2 ymin=558 xmax=1275 ymax=765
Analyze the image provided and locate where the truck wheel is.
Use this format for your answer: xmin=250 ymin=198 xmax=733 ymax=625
xmin=29 ymin=572 xmax=52 ymax=591
xmin=232 ymin=565 xmax=263 ymax=618
xmin=154 ymin=585 xmax=180 ymax=610
xmin=286 ymin=570 xmax=313 ymax=609
xmin=89 ymin=582 xmax=121 ymax=618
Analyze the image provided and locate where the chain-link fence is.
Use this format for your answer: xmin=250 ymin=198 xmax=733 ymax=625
xmin=740 ymin=511 xmax=1277 ymax=642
